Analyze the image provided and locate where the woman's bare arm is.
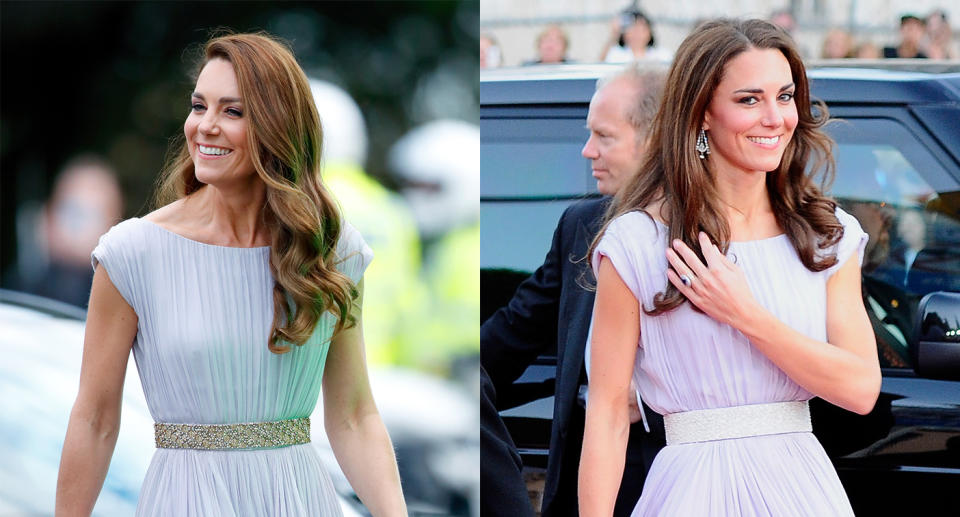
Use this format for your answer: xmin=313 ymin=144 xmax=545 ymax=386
xmin=322 ymin=279 xmax=407 ymax=517
xmin=579 ymin=257 xmax=641 ymax=516
xmin=667 ymin=232 xmax=881 ymax=415
xmin=55 ymin=265 xmax=138 ymax=516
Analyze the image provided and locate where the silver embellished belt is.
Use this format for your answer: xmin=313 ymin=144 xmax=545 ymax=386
xmin=154 ymin=417 xmax=311 ymax=450
xmin=664 ymin=401 xmax=811 ymax=446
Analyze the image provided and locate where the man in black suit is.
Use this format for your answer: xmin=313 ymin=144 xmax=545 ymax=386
xmin=481 ymin=365 xmax=534 ymax=516
xmin=481 ymin=64 xmax=667 ymax=517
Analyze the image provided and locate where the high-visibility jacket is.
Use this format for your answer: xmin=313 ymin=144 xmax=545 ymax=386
xmin=324 ymin=161 xmax=428 ymax=367
xmin=415 ymin=221 xmax=480 ymax=373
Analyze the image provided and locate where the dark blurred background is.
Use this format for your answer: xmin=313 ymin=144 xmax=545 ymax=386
xmin=1 ymin=0 xmax=479 ymax=287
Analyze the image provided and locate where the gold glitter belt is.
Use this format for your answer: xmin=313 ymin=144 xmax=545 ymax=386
xmin=663 ymin=401 xmax=811 ymax=446
xmin=154 ymin=417 xmax=311 ymax=450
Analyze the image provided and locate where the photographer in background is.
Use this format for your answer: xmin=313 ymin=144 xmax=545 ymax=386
xmin=600 ymin=6 xmax=671 ymax=63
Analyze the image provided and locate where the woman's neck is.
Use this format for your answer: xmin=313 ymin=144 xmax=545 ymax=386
xmin=713 ymin=165 xmax=772 ymax=226
xmin=186 ymin=181 xmax=269 ymax=247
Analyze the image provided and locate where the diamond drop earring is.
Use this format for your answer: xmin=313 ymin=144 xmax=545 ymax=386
xmin=696 ymin=129 xmax=710 ymax=159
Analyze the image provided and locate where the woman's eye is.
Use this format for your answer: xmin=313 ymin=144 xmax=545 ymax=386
xmin=738 ymin=96 xmax=758 ymax=105
xmin=778 ymin=92 xmax=795 ymax=102
xmin=226 ymin=107 xmax=243 ymax=117
xmin=191 ymin=103 xmax=205 ymax=112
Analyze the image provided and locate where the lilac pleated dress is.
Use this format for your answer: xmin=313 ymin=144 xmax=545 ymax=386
xmin=92 ymin=218 xmax=372 ymax=516
xmin=592 ymin=207 xmax=866 ymax=516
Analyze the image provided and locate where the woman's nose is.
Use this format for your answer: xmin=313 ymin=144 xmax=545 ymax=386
xmin=761 ymin=102 xmax=784 ymax=127
xmin=198 ymin=112 xmax=219 ymax=135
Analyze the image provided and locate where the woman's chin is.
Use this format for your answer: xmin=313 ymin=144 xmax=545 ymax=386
xmin=193 ymin=164 xmax=224 ymax=185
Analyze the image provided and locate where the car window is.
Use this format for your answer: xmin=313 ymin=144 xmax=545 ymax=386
xmin=481 ymin=200 xmax=580 ymax=271
xmin=481 ymin=117 xmax=592 ymax=198
xmin=481 ymin=115 xmax=595 ymax=325
xmin=826 ymin=118 xmax=960 ymax=369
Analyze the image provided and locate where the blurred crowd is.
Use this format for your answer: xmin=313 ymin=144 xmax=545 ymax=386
xmin=821 ymin=11 xmax=958 ymax=59
xmin=481 ymin=5 xmax=958 ymax=68
xmin=482 ymin=7 xmax=673 ymax=67
xmin=2 ymin=81 xmax=480 ymax=381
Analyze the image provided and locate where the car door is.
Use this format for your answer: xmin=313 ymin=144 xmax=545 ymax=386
xmin=814 ymin=105 xmax=960 ymax=515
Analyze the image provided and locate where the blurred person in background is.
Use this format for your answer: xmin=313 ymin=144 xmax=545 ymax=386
xmin=310 ymin=78 xmax=428 ymax=369
xmin=821 ymin=28 xmax=854 ymax=59
xmin=833 ymin=147 xmax=911 ymax=368
xmin=384 ymin=120 xmax=482 ymax=517
xmin=925 ymin=9 xmax=958 ymax=59
xmin=855 ymin=40 xmax=882 ymax=59
xmin=525 ymin=24 xmax=571 ymax=65
xmin=769 ymin=9 xmax=810 ymax=58
xmin=482 ymin=63 xmax=667 ymax=517
xmin=4 ymin=155 xmax=123 ymax=308
xmin=389 ymin=119 xmax=480 ymax=379
xmin=56 ymin=32 xmax=406 ymax=516
xmin=769 ymin=9 xmax=797 ymax=35
xmin=844 ymin=200 xmax=913 ymax=368
xmin=884 ymin=14 xmax=928 ymax=58
xmin=311 ymin=80 xmax=482 ymax=517
xmin=601 ymin=7 xmax=671 ymax=63
xmin=890 ymin=209 xmax=928 ymax=287
xmin=481 ymin=33 xmax=502 ymax=69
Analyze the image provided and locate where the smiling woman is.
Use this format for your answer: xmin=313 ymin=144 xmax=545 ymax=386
xmin=187 ymin=60 xmax=256 ymax=190
xmin=55 ymin=32 xmax=407 ymax=517
xmin=579 ymin=19 xmax=880 ymax=516
xmin=702 ymin=48 xmax=799 ymax=180
xmin=154 ymin=33 xmax=353 ymax=349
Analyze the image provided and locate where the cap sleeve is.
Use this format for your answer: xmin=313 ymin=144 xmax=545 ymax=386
xmin=826 ymin=206 xmax=869 ymax=278
xmin=585 ymin=211 xmax=662 ymax=368
xmin=90 ymin=219 xmax=142 ymax=309
xmin=335 ymin=221 xmax=374 ymax=284
xmin=591 ymin=212 xmax=663 ymax=304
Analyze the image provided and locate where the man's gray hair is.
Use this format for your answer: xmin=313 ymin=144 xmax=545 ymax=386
xmin=595 ymin=62 xmax=667 ymax=140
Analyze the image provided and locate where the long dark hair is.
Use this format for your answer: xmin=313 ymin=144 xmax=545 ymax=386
xmin=589 ymin=18 xmax=842 ymax=315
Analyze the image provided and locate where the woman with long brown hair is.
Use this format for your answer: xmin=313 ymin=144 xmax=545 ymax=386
xmin=580 ymin=19 xmax=879 ymax=515
xmin=55 ymin=32 xmax=406 ymax=516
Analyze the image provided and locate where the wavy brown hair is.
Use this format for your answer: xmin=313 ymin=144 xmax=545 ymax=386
xmin=154 ymin=31 xmax=357 ymax=353
xmin=589 ymin=18 xmax=843 ymax=315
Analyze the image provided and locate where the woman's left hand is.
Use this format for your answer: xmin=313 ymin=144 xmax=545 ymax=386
xmin=665 ymin=231 xmax=759 ymax=327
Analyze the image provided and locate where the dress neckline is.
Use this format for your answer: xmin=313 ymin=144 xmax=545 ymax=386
xmin=136 ymin=218 xmax=271 ymax=251
xmin=649 ymin=217 xmax=787 ymax=245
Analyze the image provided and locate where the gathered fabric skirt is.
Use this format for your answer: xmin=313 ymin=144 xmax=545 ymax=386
xmin=136 ymin=443 xmax=343 ymax=516
xmin=632 ymin=432 xmax=854 ymax=517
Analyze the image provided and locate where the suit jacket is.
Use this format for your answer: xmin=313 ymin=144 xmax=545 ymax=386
xmin=481 ymin=197 xmax=665 ymax=516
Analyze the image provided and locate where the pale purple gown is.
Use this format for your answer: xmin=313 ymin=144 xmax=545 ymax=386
xmin=92 ymin=218 xmax=372 ymax=516
xmin=591 ymin=207 xmax=866 ymax=516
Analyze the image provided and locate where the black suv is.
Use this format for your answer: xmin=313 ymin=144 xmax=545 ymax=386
xmin=481 ymin=63 xmax=960 ymax=515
